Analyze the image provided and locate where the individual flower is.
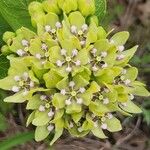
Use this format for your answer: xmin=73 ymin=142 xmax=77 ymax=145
xmin=0 ymin=57 xmax=40 ymax=103
xmin=52 ymin=75 xmax=100 ymax=114
xmin=67 ymin=11 xmax=98 ymax=48
xmin=2 ymin=27 xmax=36 ymax=57
xmin=48 ymin=38 xmax=89 ymax=77
xmin=87 ymin=39 xmax=117 ymax=76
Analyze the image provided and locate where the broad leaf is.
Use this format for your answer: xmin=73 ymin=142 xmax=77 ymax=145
xmin=0 ymin=55 xmax=10 ymax=79
xmin=95 ymin=0 xmax=107 ymax=21
xmin=0 ymin=0 xmax=44 ymax=31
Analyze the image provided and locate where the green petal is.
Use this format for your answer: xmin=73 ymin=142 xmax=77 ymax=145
xmin=82 ymin=114 xmax=94 ymax=130
xmin=110 ymin=31 xmax=129 ymax=46
xmin=115 ymin=46 xmax=138 ymax=66
xmin=105 ymin=117 xmax=122 ymax=132
xmin=56 ymin=77 xmax=69 ymax=90
xmin=86 ymin=81 xmax=100 ymax=93
xmin=29 ymin=70 xmax=39 ymax=84
xmin=86 ymin=21 xmax=98 ymax=46
xmin=79 ymin=92 xmax=92 ymax=106
xmin=97 ymin=26 xmax=107 ymax=39
xmin=72 ymin=111 xmax=83 ymax=123
xmin=0 ymin=76 xmax=16 ymax=91
xmin=16 ymin=27 xmax=36 ymax=40
xmin=8 ymin=57 xmax=29 ymax=75
xmin=68 ymin=127 xmax=89 ymax=137
xmin=131 ymin=83 xmax=150 ymax=97
xmin=91 ymin=127 xmax=107 ymax=139
xmin=103 ymin=85 xmax=118 ymax=102
xmin=32 ymin=110 xmax=51 ymax=126
xmin=74 ymin=48 xmax=89 ymax=65
xmin=69 ymin=11 xmax=85 ymax=29
xmin=124 ymin=67 xmax=138 ymax=81
xmin=50 ymin=118 xmax=64 ymax=145
xmin=51 ymin=109 xmax=64 ymax=123
xmin=49 ymin=46 xmax=63 ymax=64
xmin=103 ymin=47 xmax=117 ymax=67
xmin=94 ymin=39 xmax=111 ymax=55
xmin=28 ymin=38 xmax=44 ymax=56
xmin=95 ymin=69 xmax=114 ymax=84
xmin=32 ymin=61 xmax=49 ymax=81
xmin=89 ymin=101 xmax=110 ymax=116
xmin=119 ymin=100 xmax=142 ymax=114
xmin=43 ymin=69 xmax=63 ymax=88
xmin=76 ymin=66 xmax=91 ymax=81
xmin=35 ymin=125 xmax=50 ymax=142
xmin=26 ymin=111 xmax=35 ymax=127
xmin=50 ymin=128 xmax=63 ymax=145
xmin=26 ymin=94 xmax=41 ymax=110
xmin=66 ymin=102 xmax=82 ymax=114
xmin=73 ymin=75 xmax=89 ymax=90
xmin=4 ymin=91 xmax=26 ymax=103
xmin=52 ymin=93 xmax=68 ymax=108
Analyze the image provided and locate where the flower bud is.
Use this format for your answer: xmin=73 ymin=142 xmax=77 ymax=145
xmin=78 ymin=0 xmax=95 ymax=17
xmin=28 ymin=2 xmax=45 ymax=27
xmin=3 ymin=32 xmax=15 ymax=43
xmin=57 ymin=0 xmax=78 ymax=14
xmin=88 ymin=15 xmax=99 ymax=26
xmin=42 ymin=0 xmax=61 ymax=14
xmin=28 ymin=2 xmax=44 ymax=16
xmin=1 ymin=45 xmax=12 ymax=55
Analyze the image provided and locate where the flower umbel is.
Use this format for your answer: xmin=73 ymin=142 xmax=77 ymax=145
xmin=0 ymin=0 xmax=149 ymax=146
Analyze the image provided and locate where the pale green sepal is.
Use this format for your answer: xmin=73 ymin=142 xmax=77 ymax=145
xmin=91 ymin=127 xmax=107 ymax=139
xmin=50 ymin=118 xmax=64 ymax=145
xmin=26 ymin=94 xmax=41 ymax=110
xmin=119 ymin=100 xmax=142 ymax=114
xmin=0 ymin=76 xmax=16 ymax=91
xmin=130 ymin=83 xmax=150 ymax=97
xmin=4 ymin=91 xmax=26 ymax=103
xmin=43 ymin=69 xmax=63 ymax=88
xmin=26 ymin=111 xmax=35 ymax=127
xmin=105 ymin=117 xmax=122 ymax=132
xmin=35 ymin=125 xmax=50 ymax=142
xmin=32 ymin=110 xmax=51 ymax=126
xmin=52 ymin=93 xmax=67 ymax=109
xmin=72 ymin=111 xmax=83 ymax=123
xmin=115 ymin=46 xmax=138 ymax=66
xmin=111 ymin=31 xmax=129 ymax=46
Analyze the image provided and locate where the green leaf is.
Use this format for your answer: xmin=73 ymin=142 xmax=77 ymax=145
xmin=0 ymin=132 xmax=34 ymax=150
xmin=95 ymin=0 xmax=107 ymax=21
xmin=0 ymin=0 xmax=43 ymax=31
xmin=0 ymin=14 xmax=12 ymax=46
xmin=35 ymin=125 xmax=50 ymax=142
xmin=143 ymin=109 xmax=150 ymax=125
xmin=0 ymin=89 xmax=13 ymax=114
xmin=0 ymin=113 xmax=8 ymax=131
xmin=0 ymin=55 xmax=10 ymax=79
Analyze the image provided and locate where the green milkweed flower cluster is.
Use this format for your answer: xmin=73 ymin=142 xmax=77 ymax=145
xmin=0 ymin=0 xmax=150 ymax=145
